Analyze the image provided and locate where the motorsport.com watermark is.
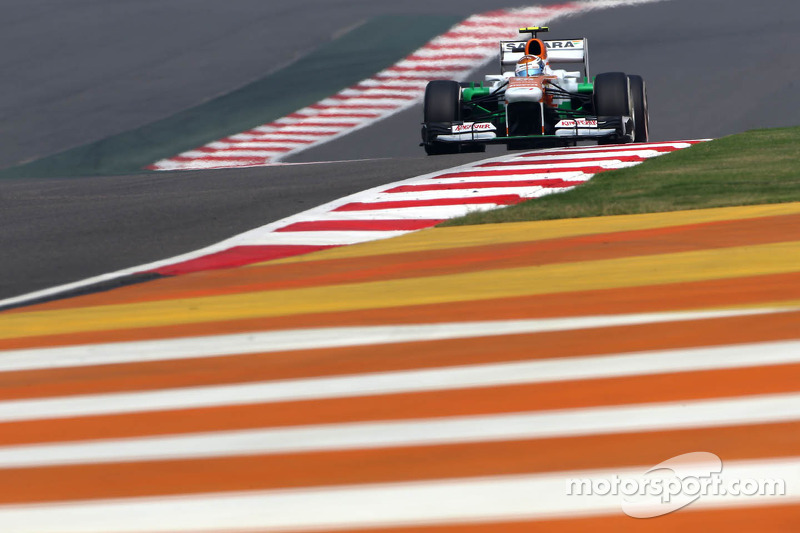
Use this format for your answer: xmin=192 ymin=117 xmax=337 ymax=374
xmin=565 ymin=452 xmax=786 ymax=518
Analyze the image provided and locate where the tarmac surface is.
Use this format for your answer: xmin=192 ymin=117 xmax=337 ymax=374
xmin=1 ymin=0 xmax=799 ymax=299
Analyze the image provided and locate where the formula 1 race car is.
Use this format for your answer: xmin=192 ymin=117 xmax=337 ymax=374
xmin=421 ymin=27 xmax=649 ymax=155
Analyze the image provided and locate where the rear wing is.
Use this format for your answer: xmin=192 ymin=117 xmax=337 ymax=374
xmin=500 ymin=38 xmax=590 ymax=77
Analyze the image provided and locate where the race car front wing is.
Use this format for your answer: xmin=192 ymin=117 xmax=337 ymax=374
xmin=422 ymin=116 xmax=633 ymax=146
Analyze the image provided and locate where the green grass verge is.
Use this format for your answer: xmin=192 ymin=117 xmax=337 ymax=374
xmin=442 ymin=125 xmax=800 ymax=226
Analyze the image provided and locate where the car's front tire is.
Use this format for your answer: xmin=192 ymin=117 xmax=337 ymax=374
xmin=423 ymin=80 xmax=462 ymax=155
xmin=593 ymin=72 xmax=633 ymax=144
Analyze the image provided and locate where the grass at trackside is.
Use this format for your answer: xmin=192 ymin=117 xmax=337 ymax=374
xmin=442 ymin=125 xmax=800 ymax=226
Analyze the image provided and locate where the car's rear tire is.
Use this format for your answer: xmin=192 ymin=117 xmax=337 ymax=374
xmin=628 ymin=74 xmax=650 ymax=143
xmin=593 ymin=72 xmax=633 ymax=145
xmin=423 ymin=80 xmax=461 ymax=155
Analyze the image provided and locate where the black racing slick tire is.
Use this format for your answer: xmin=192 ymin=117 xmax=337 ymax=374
xmin=593 ymin=72 xmax=633 ymax=144
xmin=594 ymin=72 xmax=631 ymax=116
xmin=424 ymin=80 xmax=461 ymax=123
xmin=628 ymin=74 xmax=650 ymax=143
xmin=423 ymin=80 xmax=461 ymax=155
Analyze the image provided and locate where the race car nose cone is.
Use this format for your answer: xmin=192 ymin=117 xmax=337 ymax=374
xmin=506 ymin=86 xmax=543 ymax=103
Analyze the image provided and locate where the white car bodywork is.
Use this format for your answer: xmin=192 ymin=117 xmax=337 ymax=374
xmin=487 ymin=38 xmax=622 ymax=139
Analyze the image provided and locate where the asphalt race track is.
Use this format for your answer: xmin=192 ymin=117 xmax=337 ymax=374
xmin=1 ymin=0 xmax=800 ymax=300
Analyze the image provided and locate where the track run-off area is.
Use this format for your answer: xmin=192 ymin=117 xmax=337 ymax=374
xmin=1 ymin=0 xmax=799 ymax=531
xmin=0 ymin=199 xmax=799 ymax=531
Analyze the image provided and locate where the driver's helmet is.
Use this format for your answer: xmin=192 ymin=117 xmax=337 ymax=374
xmin=515 ymin=54 xmax=545 ymax=77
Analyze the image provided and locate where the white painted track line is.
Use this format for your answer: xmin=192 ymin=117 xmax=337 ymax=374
xmin=0 ymin=307 xmax=783 ymax=373
xmin=1 ymin=392 xmax=799 ymax=468
xmin=0 ymin=458 xmax=794 ymax=533
xmin=1 ymin=338 xmax=798 ymax=423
